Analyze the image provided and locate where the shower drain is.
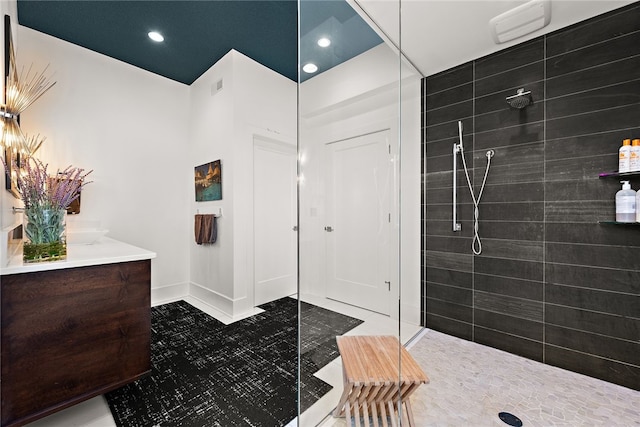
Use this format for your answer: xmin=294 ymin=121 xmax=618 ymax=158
xmin=498 ymin=412 xmax=523 ymax=427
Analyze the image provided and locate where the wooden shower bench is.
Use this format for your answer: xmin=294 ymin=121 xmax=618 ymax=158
xmin=334 ymin=335 xmax=429 ymax=427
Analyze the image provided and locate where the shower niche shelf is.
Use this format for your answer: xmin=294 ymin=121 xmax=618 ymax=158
xmin=598 ymin=171 xmax=640 ymax=226
xmin=598 ymin=171 xmax=640 ymax=179
xmin=598 ymin=221 xmax=640 ymax=226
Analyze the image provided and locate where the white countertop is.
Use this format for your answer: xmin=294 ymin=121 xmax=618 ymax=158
xmin=1 ymin=237 xmax=156 ymax=275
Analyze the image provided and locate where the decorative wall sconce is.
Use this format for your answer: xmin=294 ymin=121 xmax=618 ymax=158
xmin=2 ymin=14 xmax=56 ymax=196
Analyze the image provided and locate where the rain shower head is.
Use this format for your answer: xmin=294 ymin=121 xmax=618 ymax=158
xmin=506 ymin=88 xmax=532 ymax=109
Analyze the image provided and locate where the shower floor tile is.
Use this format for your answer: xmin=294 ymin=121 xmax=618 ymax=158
xmin=317 ymin=328 xmax=640 ymax=427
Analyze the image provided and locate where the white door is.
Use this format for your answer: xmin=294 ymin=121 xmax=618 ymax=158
xmin=325 ymin=130 xmax=392 ymax=315
xmin=254 ymin=137 xmax=297 ymax=306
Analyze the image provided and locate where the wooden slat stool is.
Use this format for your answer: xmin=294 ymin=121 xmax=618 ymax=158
xmin=334 ymin=335 xmax=429 ymax=427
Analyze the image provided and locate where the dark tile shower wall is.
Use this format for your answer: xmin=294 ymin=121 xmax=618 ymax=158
xmin=421 ymin=2 xmax=640 ymax=390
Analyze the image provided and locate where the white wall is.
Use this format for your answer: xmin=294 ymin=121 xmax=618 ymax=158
xmin=7 ymin=28 xmax=296 ymax=318
xmin=16 ymin=27 xmax=191 ymax=295
xmin=188 ymin=49 xmax=296 ymax=317
xmin=299 ymin=43 xmax=422 ymax=324
xmin=188 ymin=52 xmax=236 ymax=312
xmin=231 ymin=52 xmax=297 ymax=314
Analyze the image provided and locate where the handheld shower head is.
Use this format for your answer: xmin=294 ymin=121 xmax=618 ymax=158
xmin=506 ymin=88 xmax=532 ymax=109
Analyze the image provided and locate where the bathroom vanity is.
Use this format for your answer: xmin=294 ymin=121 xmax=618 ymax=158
xmin=0 ymin=238 xmax=156 ymax=427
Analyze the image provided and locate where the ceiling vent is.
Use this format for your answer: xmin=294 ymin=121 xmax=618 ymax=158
xmin=490 ymin=0 xmax=551 ymax=44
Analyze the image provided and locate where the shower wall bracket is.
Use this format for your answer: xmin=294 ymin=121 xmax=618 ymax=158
xmin=452 ymin=142 xmax=462 ymax=232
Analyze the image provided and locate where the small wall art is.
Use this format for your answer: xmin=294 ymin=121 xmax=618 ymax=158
xmin=194 ymin=159 xmax=222 ymax=201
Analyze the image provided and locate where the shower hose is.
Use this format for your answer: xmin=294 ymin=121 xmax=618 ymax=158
xmin=458 ymin=136 xmax=494 ymax=255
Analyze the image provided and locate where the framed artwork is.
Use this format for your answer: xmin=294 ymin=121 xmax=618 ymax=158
xmin=52 ymin=174 xmax=82 ymax=214
xmin=195 ymin=160 xmax=221 ymax=201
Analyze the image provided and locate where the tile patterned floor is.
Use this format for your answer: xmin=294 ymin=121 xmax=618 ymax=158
xmin=25 ymin=295 xmax=639 ymax=427
xmin=27 ymin=295 xmax=402 ymax=427
xmin=319 ymin=328 xmax=640 ymax=427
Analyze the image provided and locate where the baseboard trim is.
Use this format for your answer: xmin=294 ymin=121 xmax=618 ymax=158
xmin=188 ymin=282 xmax=235 ymax=316
xmin=151 ymin=282 xmax=189 ymax=307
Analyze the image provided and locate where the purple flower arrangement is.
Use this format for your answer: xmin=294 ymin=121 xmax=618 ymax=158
xmin=16 ymin=157 xmax=92 ymax=211
xmin=12 ymin=157 xmax=92 ymax=262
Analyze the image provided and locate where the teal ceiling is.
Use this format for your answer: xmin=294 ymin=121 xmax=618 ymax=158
xmin=17 ymin=0 xmax=383 ymax=85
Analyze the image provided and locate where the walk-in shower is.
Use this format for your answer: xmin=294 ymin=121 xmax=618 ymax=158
xmin=452 ymin=120 xmax=494 ymax=255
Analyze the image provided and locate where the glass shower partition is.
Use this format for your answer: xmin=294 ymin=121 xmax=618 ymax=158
xmin=297 ymin=0 xmax=424 ymax=425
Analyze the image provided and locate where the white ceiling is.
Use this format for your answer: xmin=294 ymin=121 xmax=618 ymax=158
xmin=355 ymin=0 xmax=636 ymax=78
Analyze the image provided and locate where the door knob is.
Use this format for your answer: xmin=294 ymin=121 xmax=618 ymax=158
xmin=324 ymin=226 xmax=334 ymax=232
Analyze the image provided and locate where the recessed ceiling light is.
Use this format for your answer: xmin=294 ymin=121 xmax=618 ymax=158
xmin=317 ymin=37 xmax=331 ymax=48
xmin=302 ymin=63 xmax=318 ymax=73
xmin=148 ymin=31 xmax=164 ymax=42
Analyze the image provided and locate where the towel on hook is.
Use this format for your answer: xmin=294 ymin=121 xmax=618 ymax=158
xmin=194 ymin=214 xmax=217 ymax=244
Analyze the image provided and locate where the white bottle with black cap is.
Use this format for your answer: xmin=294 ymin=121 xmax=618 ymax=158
xmin=615 ymin=180 xmax=636 ymax=223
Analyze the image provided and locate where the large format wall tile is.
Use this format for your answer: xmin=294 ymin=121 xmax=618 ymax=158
xmin=474 ymin=309 xmax=543 ymax=341
xmin=546 ymin=31 xmax=640 ymax=79
xmin=544 ymin=345 xmax=640 ymax=391
xmin=476 ymin=239 xmax=543 ymax=262
xmin=546 ymin=80 xmax=640 ymax=118
xmin=546 ymin=324 xmax=638 ymax=364
xmin=546 ymin=55 xmax=640 ymax=99
xmin=479 ymin=221 xmax=543 ymax=241
xmin=426 ymin=313 xmax=472 ymax=341
xmin=475 ymin=122 xmax=543 ymax=150
xmin=421 ymin=1 xmax=640 ymax=390
xmin=473 ymin=292 xmax=543 ymax=323
xmin=545 ymin=262 xmax=640 ymax=294
xmin=546 ymin=104 xmax=640 ymax=140
xmin=546 ymin=242 xmax=640 ymax=270
xmin=426 ymin=298 xmax=472 ymax=323
xmin=474 ymin=326 xmax=543 ymax=362
xmin=545 ymin=283 xmax=638 ymax=318
xmin=474 ymin=273 xmax=542 ymax=301
xmin=545 ymin=4 xmax=640 ymax=56
xmin=545 ymin=304 xmax=639 ymax=342
xmin=545 ymin=129 xmax=638 ymax=162
xmin=474 ymin=257 xmax=543 ymax=282
xmin=426 ymin=282 xmax=472 ymax=305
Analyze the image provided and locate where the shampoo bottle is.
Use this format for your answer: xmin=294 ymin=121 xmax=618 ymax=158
xmin=616 ymin=181 xmax=636 ymax=223
xmin=637 ymin=190 xmax=640 ymax=223
xmin=619 ymin=139 xmax=631 ymax=173
xmin=630 ymin=139 xmax=640 ymax=172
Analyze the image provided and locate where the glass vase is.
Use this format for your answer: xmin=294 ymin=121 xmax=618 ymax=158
xmin=23 ymin=207 xmax=67 ymax=263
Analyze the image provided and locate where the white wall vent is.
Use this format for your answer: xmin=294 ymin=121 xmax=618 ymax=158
xmin=211 ymin=79 xmax=223 ymax=96
xmin=490 ymin=0 xmax=551 ymax=44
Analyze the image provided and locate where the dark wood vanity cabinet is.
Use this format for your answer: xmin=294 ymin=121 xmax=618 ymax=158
xmin=1 ymin=259 xmax=151 ymax=427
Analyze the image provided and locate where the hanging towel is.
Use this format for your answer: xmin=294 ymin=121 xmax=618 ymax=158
xmin=194 ymin=214 xmax=217 ymax=245
xmin=208 ymin=215 xmax=217 ymax=244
